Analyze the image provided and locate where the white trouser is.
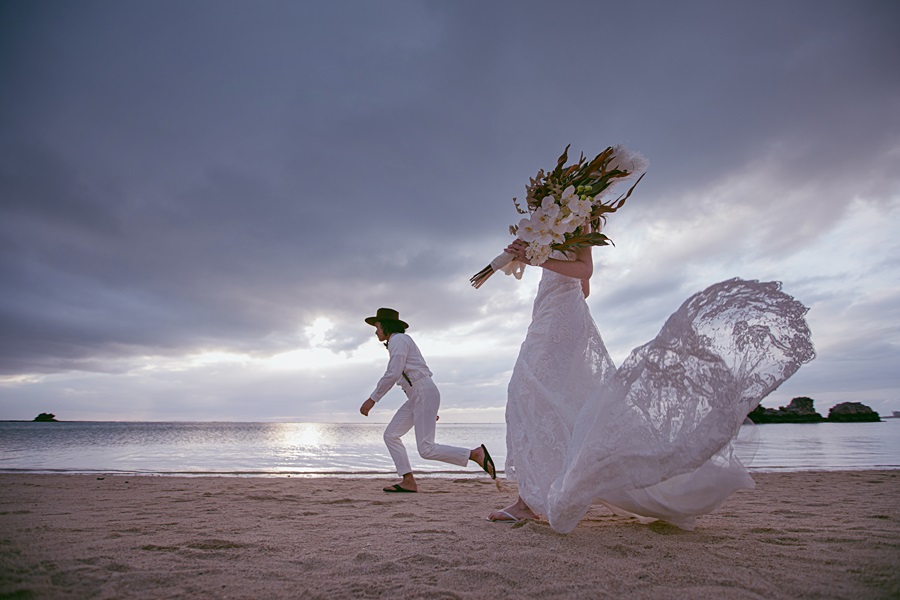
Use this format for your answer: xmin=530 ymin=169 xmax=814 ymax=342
xmin=383 ymin=377 xmax=470 ymax=476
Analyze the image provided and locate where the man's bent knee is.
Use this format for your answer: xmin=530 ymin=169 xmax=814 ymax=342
xmin=418 ymin=443 xmax=438 ymax=459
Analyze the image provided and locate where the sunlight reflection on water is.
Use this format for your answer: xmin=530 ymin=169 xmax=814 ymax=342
xmin=0 ymin=420 xmax=897 ymax=476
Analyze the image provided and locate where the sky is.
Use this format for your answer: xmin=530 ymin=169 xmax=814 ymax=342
xmin=1 ymin=0 xmax=898 ymax=423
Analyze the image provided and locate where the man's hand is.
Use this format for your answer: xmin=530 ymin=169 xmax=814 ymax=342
xmin=360 ymin=398 xmax=376 ymax=417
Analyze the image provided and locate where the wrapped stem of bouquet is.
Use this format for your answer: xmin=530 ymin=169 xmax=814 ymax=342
xmin=470 ymin=144 xmax=647 ymax=289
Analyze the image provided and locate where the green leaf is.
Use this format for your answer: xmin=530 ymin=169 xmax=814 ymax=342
xmin=555 ymin=145 xmax=570 ymax=170
xmin=552 ymin=231 xmax=614 ymax=252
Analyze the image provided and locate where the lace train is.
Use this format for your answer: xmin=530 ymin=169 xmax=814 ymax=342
xmin=505 ymin=272 xmax=814 ymax=533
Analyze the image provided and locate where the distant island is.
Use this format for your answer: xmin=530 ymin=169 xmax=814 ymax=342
xmin=748 ymin=397 xmax=881 ymax=423
xmin=33 ymin=413 xmax=59 ymax=422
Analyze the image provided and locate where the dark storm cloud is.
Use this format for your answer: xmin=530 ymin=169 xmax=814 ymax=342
xmin=1 ymin=1 xmax=898 ymax=419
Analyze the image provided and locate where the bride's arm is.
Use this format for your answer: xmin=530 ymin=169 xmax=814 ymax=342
xmin=504 ymin=240 xmax=593 ymax=280
xmin=541 ymin=245 xmax=593 ymax=280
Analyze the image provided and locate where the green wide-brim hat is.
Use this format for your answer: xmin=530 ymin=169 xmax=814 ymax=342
xmin=364 ymin=307 xmax=409 ymax=329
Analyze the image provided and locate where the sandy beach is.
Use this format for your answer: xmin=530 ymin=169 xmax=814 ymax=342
xmin=1 ymin=471 xmax=897 ymax=599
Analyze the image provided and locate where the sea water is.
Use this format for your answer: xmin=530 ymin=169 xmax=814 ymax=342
xmin=0 ymin=420 xmax=898 ymax=476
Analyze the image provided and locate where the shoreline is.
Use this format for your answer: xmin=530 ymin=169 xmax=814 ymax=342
xmin=2 ymin=470 xmax=898 ymax=599
xmin=1 ymin=463 xmax=899 ymax=478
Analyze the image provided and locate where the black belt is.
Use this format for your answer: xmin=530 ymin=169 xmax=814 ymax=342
xmin=402 ymin=372 xmax=412 ymax=385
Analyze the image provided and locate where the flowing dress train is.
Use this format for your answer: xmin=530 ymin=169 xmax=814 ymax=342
xmin=505 ymin=264 xmax=814 ymax=533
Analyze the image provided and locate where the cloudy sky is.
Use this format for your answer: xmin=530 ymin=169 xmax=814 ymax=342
xmin=1 ymin=0 xmax=898 ymax=423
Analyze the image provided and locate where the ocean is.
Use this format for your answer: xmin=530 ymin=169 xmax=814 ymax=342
xmin=1 ymin=420 xmax=898 ymax=477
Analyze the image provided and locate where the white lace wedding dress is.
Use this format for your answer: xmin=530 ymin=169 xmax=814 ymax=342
xmin=505 ymin=259 xmax=815 ymax=533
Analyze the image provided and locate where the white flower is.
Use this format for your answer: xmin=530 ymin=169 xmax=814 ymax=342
xmin=525 ymin=243 xmax=552 ymax=265
xmin=552 ymin=206 xmax=582 ymax=234
xmin=572 ymin=195 xmax=592 ymax=218
xmin=550 ymin=215 xmax=570 ymax=235
xmin=536 ymin=197 xmax=560 ymax=223
xmin=532 ymin=227 xmax=555 ymax=246
xmin=533 ymin=207 xmax=556 ymax=230
xmin=550 ymin=217 xmax=572 ymax=236
xmin=517 ymin=217 xmax=539 ymax=243
xmin=560 ymin=189 xmax=591 ymax=218
xmin=561 ymin=215 xmax=584 ymax=235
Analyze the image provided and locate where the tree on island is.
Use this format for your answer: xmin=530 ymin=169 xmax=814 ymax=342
xmin=748 ymin=397 xmax=823 ymax=423
xmin=33 ymin=413 xmax=58 ymax=422
xmin=828 ymin=402 xmax=881 ymax=422
xmin=748 ymin=397 xmax=881 ymax=423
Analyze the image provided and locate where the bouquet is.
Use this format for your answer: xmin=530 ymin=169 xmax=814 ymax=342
xmin=470 ymin=144 xmax=647 ymax=289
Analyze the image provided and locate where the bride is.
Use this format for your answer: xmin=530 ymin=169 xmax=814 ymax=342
xmin=489 ymin=237 xmax=815 ymax=532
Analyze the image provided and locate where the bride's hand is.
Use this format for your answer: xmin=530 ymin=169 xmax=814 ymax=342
xmin=504 ymin=239 xmax=530 ymax=264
